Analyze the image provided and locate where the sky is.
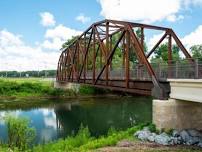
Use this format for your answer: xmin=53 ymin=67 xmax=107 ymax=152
xmin=0 ymin=0 xmax=202 ymax=71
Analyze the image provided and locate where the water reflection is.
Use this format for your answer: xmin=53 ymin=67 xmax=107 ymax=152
xmin=0 ymin=97 xmax=152 ymax=144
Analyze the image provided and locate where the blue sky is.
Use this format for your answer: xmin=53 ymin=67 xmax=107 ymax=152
xmin=0 ymin=0 xmax=202 ymax=71
xmin=0 ymin=0 xmax=101 ymax=45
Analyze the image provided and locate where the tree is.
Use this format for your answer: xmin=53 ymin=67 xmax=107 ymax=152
xmin=190 ymin=44 xmax=202 ymax=61
xmin=61 ymin=36 xmax=79 ymax=50
xmin=129 ymin=28 xmax=148 ymax=65
xmin=151 ymin=43 xmax=181 ymax=63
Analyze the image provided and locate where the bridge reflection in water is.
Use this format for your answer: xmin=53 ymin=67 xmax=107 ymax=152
xmin=54 ymin=97 xmax=151 ymax=137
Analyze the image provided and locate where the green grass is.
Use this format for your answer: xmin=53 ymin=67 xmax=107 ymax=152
xmin=0 ymin=78 xmax=108 ymax=98
xmin=0 ymin=123 xmax=143 ymax=152
xmin=32 ymin=124 xmax=144 ymax=152
xmin=0 ymin=77 xmax=53 ymax=86
xmin=0 ymin=79 xmax=53 ymax=97
xmin=1 ymin=122 xmax=201 ymax=152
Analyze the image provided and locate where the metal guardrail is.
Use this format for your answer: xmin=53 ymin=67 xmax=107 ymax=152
xmin=81 ymin=59 xmax=202 ymax=80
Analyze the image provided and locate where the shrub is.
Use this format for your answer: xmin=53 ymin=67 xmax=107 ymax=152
xmin=33 ymin=124 xmax=91 ymax=152
xmin=5 ymin=116 xmax=36 ymax=151
xmin=79 ymin=85 xmax=107 ymax=95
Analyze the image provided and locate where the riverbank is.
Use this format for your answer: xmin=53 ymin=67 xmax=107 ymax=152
xmin=0 ymin=123 xmax=201 ymax=152
xmin=0 ymin=78 xmax=109 ymax=98
xmin=0 ymin=78 xmax=200 ymax=152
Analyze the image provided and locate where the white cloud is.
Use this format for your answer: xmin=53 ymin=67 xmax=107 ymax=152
xmin=98 ymin=0 xmax=202 ymax=23
xmin=182 ymin=25 xmax=202 ymax=48
xmin=0 ymin=29 xmax=59 ymax=71
xmin=147 ymin=32 xmax=166 ymax=51
xmin=166 ymin=14 xmax=184 ymax=22
xmin=147 ymin=24 xmax=202 ymax=53
xmin=40 ymin=12 xmax=56 ymax=27
xmin=0 ymin=24 xmax=82 ymax=71
xmin=0 ymin=30 xmax=23 ymax=47
xmin=42 ymin=24 xmax=82 ymax=50
xmin=0 ymin=11 xmax=83 ymax=71
xmin=76 ymin=14 xmax=91 ymax=24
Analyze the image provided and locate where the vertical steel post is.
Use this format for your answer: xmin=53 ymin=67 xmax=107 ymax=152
xmin=100 ymin=45 xmax=102 ymax=69
xmin=123 ymin=34 xmax=126 ymax=77
xmin=77 ymin=44 xmax=80 ymax=80
xmin=106 ymin=22 xmax=109 ymax=85
xmin=176 ymin=61 xmax=178 ymax=78
xmin=110 ymin=35 xmax=113 ymax=71
xmin=141 ymin=27 xmax=144 ymax=51
xmin=93 ymin=27 xmax=96 ymax=83
xmin=125 ymin=31 xmax=130 ymax=88
xmin=195 ymin=59 xmax=199 ymax=79
xmin=168 ymin=34 xmax=172 ymax=78
xmin=62 ymin=53 xmax=64 ymax=81
xmin=64 ymin=52 xmax=67 ymax=81
xmin=84 ymin=34 xmax=86 ymax=82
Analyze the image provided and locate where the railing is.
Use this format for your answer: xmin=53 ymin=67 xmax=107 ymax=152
xmin=151 ymin=59 xmax=202 ymax=79
xmin=79 ymin=59 xmax=202 ymax=81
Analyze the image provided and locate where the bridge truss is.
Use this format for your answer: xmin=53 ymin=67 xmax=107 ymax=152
xmin=56 ymin=19 xmax=194 ymax=99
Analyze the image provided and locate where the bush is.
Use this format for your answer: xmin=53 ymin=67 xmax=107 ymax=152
xmin=33 ymin=124 xmax=92 ymax=152
xmin=79 ymin=85 xmax=107 ymax=95
xmin=5 ymin=116 xmax=36 ymax=151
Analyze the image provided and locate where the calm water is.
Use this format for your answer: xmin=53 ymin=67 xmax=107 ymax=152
xmin=0 ymin=96 xmax=152 ymax=144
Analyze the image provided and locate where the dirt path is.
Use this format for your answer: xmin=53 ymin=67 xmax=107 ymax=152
xmin=96 ymin=140 xmax=202 ymax=152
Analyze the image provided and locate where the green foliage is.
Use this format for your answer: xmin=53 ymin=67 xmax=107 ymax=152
xmin=151 ymin=43 xmax=181 ymax=63
xmin=0 ymin=79 xmax=109 ymax=98
xmin=32 ymin=124 xmax=142 ymax=152
xmin=0 ymin=123 xmax=152 ymax=152
xmin=0 ymin=70 xmax=56 ymax=78
xmin=190 ymin=44 xmax=202 ymax=61
xmin=107 ymin=127 xmax=117 ymax=136
xmin=0 ymin=79 xmax=77 ymax=97
xmin=147 ymin=123 xmax=157 ymax=132
xmin=166 ymin=129 xmax=174 ymax=136
xmin=33 ymin=124 xmax=92 ymax=152
xmin=79 ymin=85 xmax=107 ymax=95
xmin=4 ymin=116 xmax=36 ymax=151
xmin=0 ymin=80 xmax=47 ymax=96
xmin=61 ymin=36 xmax=79 ymax=49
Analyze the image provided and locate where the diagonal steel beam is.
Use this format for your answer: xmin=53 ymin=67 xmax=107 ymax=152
xmin=170 ymin=29 xmax=193 ymax=60
xmin=77 ymin=30 xmax=93 ymax=81
xmin=68 ymin=43 xmax=78 ymax=80
xmin=146 ymin=32 xmax=167 ymax=58
xmin=94 ymin=26 xmax=107 ymax=57
xmin=94 ymin=30 xmax=126 ymax=84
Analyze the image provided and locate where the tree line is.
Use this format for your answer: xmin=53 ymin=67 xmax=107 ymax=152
xmin=0 ymin=70 xmax=56 ymax=78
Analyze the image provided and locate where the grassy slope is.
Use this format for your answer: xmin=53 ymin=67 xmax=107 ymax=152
xmin=0 ymin=124 xmax=201 ymax=152
xmin=0 ymin=78 xmax=107 ymax=98
xmin=0 ymin=125 xmax=142 ymax=152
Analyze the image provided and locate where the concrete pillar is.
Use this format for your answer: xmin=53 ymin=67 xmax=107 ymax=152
xmin=54 ymin=81 xmax=80 ymax=93
xmin=153 ymin=99 xmax=202 ymax=130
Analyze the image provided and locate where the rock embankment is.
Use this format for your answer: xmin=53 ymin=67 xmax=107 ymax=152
xmin=134 ymin=127 xmax=202 ymax=148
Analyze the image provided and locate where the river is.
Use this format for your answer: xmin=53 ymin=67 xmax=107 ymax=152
xmin=0 ymin=96 xmax=152 ymax=144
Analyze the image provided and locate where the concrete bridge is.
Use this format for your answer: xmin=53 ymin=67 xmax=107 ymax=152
xmin=55 ymin=20 xmax=202 ymax=130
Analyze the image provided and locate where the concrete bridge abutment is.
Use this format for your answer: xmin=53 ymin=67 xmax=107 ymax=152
xmin=153 ymin=99 xmax=202 ymax=130
xmin=54 ymin=81 xmax=80 ymax=93
xmin=153 ymin=79 xmax=202 ymax=130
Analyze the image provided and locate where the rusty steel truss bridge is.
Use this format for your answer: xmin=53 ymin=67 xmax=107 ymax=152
xmin=56 ymin=19 xmax=202 ymax=99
